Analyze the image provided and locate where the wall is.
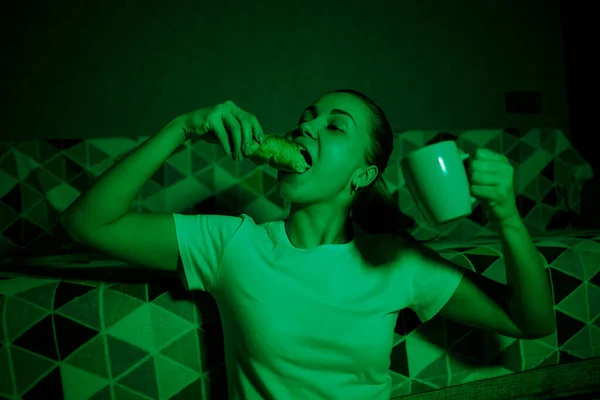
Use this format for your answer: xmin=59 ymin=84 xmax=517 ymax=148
xmin=559 ymin=1 xmax=599 ymax=228
xmin=3 ymin=0 xmax=567 ymax=140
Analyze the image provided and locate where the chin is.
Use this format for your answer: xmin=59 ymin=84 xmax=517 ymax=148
xmin=276 ymin=181 xmax=299 ymax=203
xmin=277 ymin=182 xmax=315 ymax=209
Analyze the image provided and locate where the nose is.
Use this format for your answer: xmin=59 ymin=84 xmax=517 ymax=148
xmin=295 ymin=122 xmax=317 ymax=140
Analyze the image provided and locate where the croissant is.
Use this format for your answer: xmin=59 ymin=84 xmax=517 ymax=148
xmin=245 ymin=135 xmax=311 ymax=173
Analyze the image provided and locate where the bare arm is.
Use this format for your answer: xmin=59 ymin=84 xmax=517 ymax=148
xmin=57 ymin=102 xmax=265 ymax=274
xmin=60 ymin=116 xmax=188 ymax=231
xmin=498 ymin=216 xmax=556 ymax=336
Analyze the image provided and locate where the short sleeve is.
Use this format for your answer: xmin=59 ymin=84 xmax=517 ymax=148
xmin=408 ymin=245 xmax=465 ymax=323
xmin=172 ymin=213 xmax=244 ymax=292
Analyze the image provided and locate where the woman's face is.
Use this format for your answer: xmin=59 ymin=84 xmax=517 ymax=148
xmin=277 ymin=92 xmax=375 ymax=206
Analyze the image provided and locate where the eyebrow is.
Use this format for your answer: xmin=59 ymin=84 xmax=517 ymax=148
xmin=302 ymin=105 xmax=356 ymax=126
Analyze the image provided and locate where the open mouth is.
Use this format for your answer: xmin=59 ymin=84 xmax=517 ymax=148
xmin=300 ymin=148 xmax=313 ymax=169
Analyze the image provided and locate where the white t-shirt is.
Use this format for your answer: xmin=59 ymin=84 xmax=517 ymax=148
xmin=173 ymin=213 xmax=464 ymax=400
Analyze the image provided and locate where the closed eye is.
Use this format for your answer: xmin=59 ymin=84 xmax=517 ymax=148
xmin=298 ymin=119 xmax=344 ymax=133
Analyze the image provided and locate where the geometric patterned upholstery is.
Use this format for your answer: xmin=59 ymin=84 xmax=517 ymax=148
xmin=1 ymin=231 xmax=599 ymax=399
xmin=0 ymin=128 xmax=593 ymax=257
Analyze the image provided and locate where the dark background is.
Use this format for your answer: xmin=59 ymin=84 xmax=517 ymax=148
xmin=560 ymin=1 xmax=595 ymax=170
xmin=1 ymin=0 xmax=572 ymax=139
xmin=559 ymin=1 xmax=598 ymax=227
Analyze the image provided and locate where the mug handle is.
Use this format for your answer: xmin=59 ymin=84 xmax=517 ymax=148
xmin=458 ymin=149 xmax=478 ymax=206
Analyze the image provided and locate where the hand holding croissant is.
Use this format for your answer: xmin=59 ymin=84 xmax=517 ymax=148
xmin=179 ymin=101 xmax=311 ymax=173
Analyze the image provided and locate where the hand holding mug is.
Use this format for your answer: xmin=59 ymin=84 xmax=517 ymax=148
xmin=468 ymin=148 xmax=519 ymax=226
xmin=401 ymin=141 xmax=519 ymax=227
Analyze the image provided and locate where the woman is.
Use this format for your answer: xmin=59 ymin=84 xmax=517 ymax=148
xmin=60 ymin=89 xmax=556 ymax=400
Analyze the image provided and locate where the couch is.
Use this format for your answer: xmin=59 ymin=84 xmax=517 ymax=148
xmin=0 ymin=128 xmax=598 ymax=399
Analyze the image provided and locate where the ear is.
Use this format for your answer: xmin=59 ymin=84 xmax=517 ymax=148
xmin=354 ymin=165 xmax=379 ymax=189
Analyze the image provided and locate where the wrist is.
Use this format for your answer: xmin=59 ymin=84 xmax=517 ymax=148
xmin=495 ymin=214 xmax=525 ymax=234
xmin=160 ymin=115 xmax=191 ymax=143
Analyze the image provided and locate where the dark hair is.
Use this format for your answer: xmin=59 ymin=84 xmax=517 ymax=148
xmin=326 ymin=89 xmax=417 ymax=238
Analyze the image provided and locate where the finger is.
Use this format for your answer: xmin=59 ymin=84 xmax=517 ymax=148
xmin=470 ymin=170 xmax=500 ymax=186
xmin=231 ymin=104 xmax=261 ymax=158
xmin=227 ymin=106 xmax=253 ymax=157
xmin=249 ymin=115 xmax=264 ymax=145
xmin=470 ymin=159 xmax=504 ymax=173
xmin=475 ymin=148 xmax=507 ymax=161
xmin=239 ymin=120 xmax=253 ymax=157
xmin=231 ymin=107 xmax=264 ymax=153
xmin=222 ymin=112 xmax=242 ymax=160
xmin=470 ymin=184 xmax=498 ymax=200
xmin=210 ymin=114 xmax=232 ymax=159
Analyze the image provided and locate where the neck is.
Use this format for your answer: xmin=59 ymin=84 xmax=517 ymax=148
xmin=284 ymin=204 xmax=354 ymax=249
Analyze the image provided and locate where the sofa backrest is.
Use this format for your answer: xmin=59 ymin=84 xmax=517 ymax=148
xmin=0 ymin=127 xmax=593 ymax=258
